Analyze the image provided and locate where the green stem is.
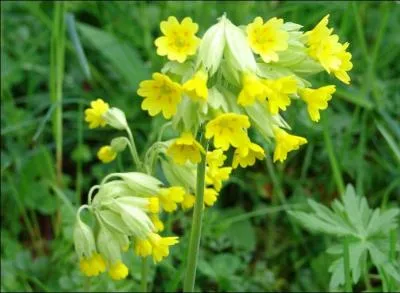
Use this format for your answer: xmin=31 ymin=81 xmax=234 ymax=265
xmin=125 ymin=126 xmax=142 ymax=169
xmin=343 ymin=238 xmax=352 ymax=292
xmin=50 ymin=2 xmax=66 ymax=186
xmin=323 ymin=115 xmax=345 ymax=195
xmin=183 ymin=132 xmax=208 ymax=292
xmin=141 ymin=257 xmax=148 ymax=292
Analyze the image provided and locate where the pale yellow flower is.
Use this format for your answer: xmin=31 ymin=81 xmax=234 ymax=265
xmin=167 ymin=132 xmax=205 ymax=165
xmin=137 ymin=73 xmax=182 ymax=119
xmin=84 ymin=99 xmax=109 ymax=129
xmin=273 ymin=128 xmax=307 ymax=163
xmin=299 ymin=85 xmax=336 ymax=122
xmin=155 ymin=17 xmax=200 ymax=63
xmin=246 ymin=17 xmax=289 ymax=63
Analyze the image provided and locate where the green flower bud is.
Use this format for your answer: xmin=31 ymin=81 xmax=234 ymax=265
xmin=107 ymin=199 xmax=154 ymax=239
xmin=224 ymin=16 xmax=256 ymax=73
xmin=161 ymin=158 xmax=196 ymax=192
xmin=110 ymin=137 xmax=128 ymax=153
xmin=196 ymin=15 xmax=226 ymax=76
xmin=96 ymin=225 xmax=122 ymax=265
xmin=244 ymin=102 xmax=290 ymax=142
xmin=172 ymin=97 xmax=202 ymax=134
xmin=207 ymin=87 xmax=229 ymax=113
xmin=73 ymin=213 xmax=96 ymax=258
xmin=103 ymin=107 xmax=128 ymax=130
xmin=111 ymin=172 xmax=163 ymax=196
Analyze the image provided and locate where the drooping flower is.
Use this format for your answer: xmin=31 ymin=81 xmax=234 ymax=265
xmin=167 ymin=132 xmax=205 ymax=165
xmin=299 ymin=85 xmax=336 ymax=122
xmin=181 ymin=193 xmax=196 ymax=210
xmin=232 ymin=142 xmax=265 ymax=168
xmin=150 ymin=214 xmax=165 ymax=232
xmin=237 ymin=73 xmax=268 ymax=106
xmin=155 ymin=17 xmax=200 ymax=63
xmin=84 ymin=99 xmax=109 ymax=129
xmin=246 ymin=17 xmax=289 ymax=63
xmin=79 ymin=253 xmax=106 ymax=277
xmin=206 ymin=149 xmax=226 ymax=168
xmin=306 ymin=15 xmax=353 ymax=84
xmin=263 ymin=76 xmax=297 ymax=115
xmin=134 ymin=238 xmax=152 ymax=257
xmin=183 ymin=70 xmax=208 ymax=102
xmin=148 ymin=233 xmax=179 ymax=263
xmin=205 ymin=113 xmax=251 ymax=150
xmin=137 ymin=73 xmax=182 ymax=119
xmin=273 ymin=127 xmax=307 ymax=163
xmin=204 ymin=188 xmax=218 ymax=207
xmin=97 ymin=146 xmax=117 ymax=163
xmin=206 ymin=166 xmax=232 ymax=191
xmin=158 ymin=186 xmax=185 ymax=212
xmin=108 ymin=260 xmax=129 ymax=281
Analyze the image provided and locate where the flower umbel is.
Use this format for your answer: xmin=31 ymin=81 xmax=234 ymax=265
xmin=155 ymin=17 xmax=200 ymax=63
xmin=137 ymin=73 xmax=182 ymax=119
xmin=84 ymin=99 xmax=109 ymax=129
xmin=246 ymin=17 xmax=289 ymax=63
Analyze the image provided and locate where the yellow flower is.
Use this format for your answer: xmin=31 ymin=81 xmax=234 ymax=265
xmin=232 ymin=142 xmax=265 ymax=168
xmin=299 ymin=85 xmax=336 ymax=122
xmin=167 ymin=132 xmax=205 ymax=165
xmin=158 ymin=186 xmax=185 ymax=212
xmin=206 ymin=149 xmax=226 ymax=168
xmin=306 ymin=15 xmax=353 ymax=84
xmin=246 ymin=17 xmax=289 ymax=63
xmin=84 ymin=99 xmax=109 ymax=129
xmin=148 ymin=233 xmax=179 ymax=263
xmin=182 ymin=193 xmax=195 ymax=210
xmin=79 ymin=253 xmax=106 ymax=277
xmin=150 ymin=214 xmax=165 ymax=232
xmin=147 ymin=197 xmax=160 ymax=214
xmin=237 ymin=73 xmax=268 ymax=106
xmin=206 ymin=166 xmax=232 ymax=191
xmin=273 ymin=128 xmax=307 ymax=163
xmin=204 ymin=188 xmax=218 ymax=207
xmin=205 ymin=113 xmax=251 ymax=150
xmin=134 ymin=238 xmax=152 ymax=257
xmin=137 ymin=73 xmax=182 ymax=119
xmin=97 ymin=146 xmax=117 ymax=163
xmin=108 ymin=260 xmax=129 ymax=281
xmin=307 ymin=14 xmax=333 ymax=47
xmin=183 ymin=70 xmax=208 ymax=102
xmin=263 ymin=76 xmax=297 ymax=115
xmin=155 ymin=16 xmax=200 ymax=63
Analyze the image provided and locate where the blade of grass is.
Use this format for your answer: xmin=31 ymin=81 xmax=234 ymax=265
xmin=50 ymin=2 xmax=67 ymax=185
xmin=322 ymin=114 xmax=345 ymax=195
xmin=375 ymin=120 xmax=400 ymax=165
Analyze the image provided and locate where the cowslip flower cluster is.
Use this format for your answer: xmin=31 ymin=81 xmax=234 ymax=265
xmin=134 ymin=13 xmax=352 ymax=206
xmin=77 ymin=102 xmax=189 ymax=280
xmin=74 ymin=172 xmax=182 ymax=280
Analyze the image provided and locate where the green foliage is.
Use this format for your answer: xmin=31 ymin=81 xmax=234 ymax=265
xmin=290 ymin=185 xmax=400 ymax=290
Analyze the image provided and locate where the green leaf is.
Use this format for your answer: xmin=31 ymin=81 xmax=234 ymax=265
xmin=77 ymin=22 xmax=150 ymax=89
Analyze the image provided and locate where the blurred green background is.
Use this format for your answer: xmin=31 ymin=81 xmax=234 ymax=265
xmin=1 ymin=1 xmax=399 ymax=292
